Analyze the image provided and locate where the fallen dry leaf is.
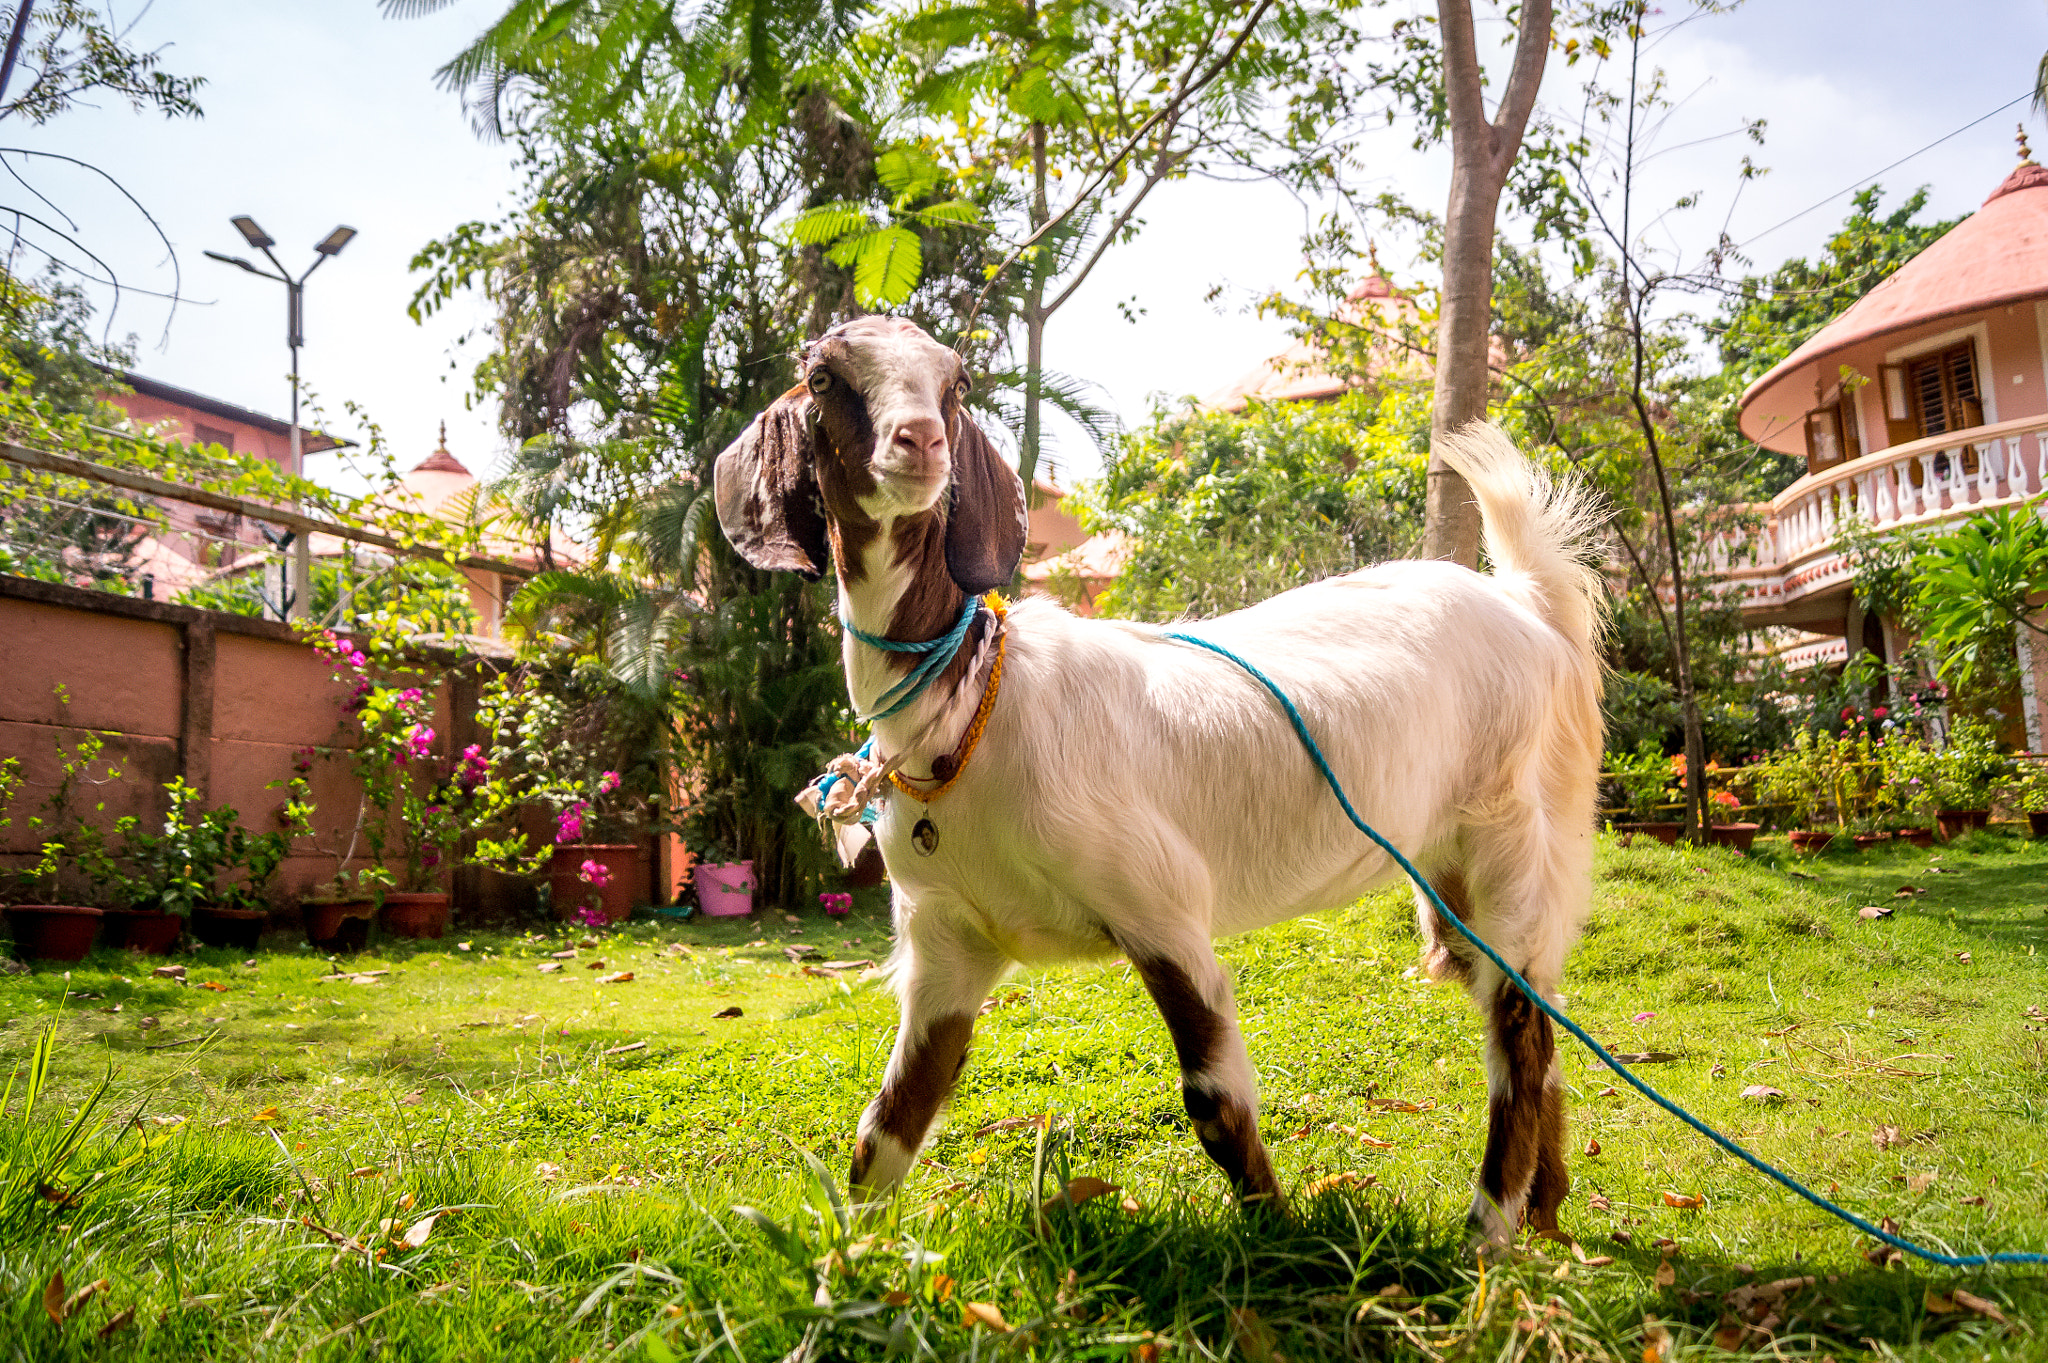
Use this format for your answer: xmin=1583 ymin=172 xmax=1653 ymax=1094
xmin=597 ymin=971 xmax=634 ymax=984
xmin=1585 ymin=1138 xmax=1602 ymax=1156
xmin=974 ymin=1115 xmax=1047 ymax=1137
xmin=883 ymin=1290 xmax=911 ymax=1307
xmin=350 ymin=1167 xmax=382 ymax=1179
xmin=1952 ymin=1289 xmax=2009 ymax=1324
xmin=1960 ymin=1195 xmax=1987 ymax=1206
xmin=96 ymin=1307 xmax=134 ymax=1340
xmin=151 ymin=964 xmax=185 ymax=980
xmin=250 ymin=1105 xmax=282 ymax=1125
xmin=1599 ymin=1052 xmax=1679 ymax=1066
xmin=548 ymin=949 xmax=577 ymax=959
xmin=400 ymin=1215 xmax=437 ymax=1250
xmin=1955 ymin=951 xmax=1973 ymax=964
xmin=1304 ymin=1171 xmax=1374 ymax=1197
xmin=932 ymin=1273 xmax=954 ymax=1302
xmin=1873 ymin=1124 xmax=1901 ymax=1150
xmin=1662 ymin=1192 xmax=1704 ymax=1210
xmin=41 ymin=1271 xmax=63 ymax=1323
xmin=1642 ymin=1316 xmax=1674 ymax=1362
xmin=1925 ymin=1290 xmax=1959 ymax=1315
xmin=1859 ymin=905 xmax=1894 ymax=920
xmin=963 ymin=1302 xmax=1009 ymax=1331
xmin=584 ymin=960 xmax=606 ymax=970
xmin=1741 ymin=1084 xmax=1787 ymax=1102
xmin=1229 ymin=1306 xmax=1281 ymax=1363
xmin=198 ymin=981 xmax=229 ymax=992
xmin=711 ymin=1006 xmax=743 ymax=1019
xmin=1580 ymin=1254 xmax=1616 ymax=1268
xmin=1121 ymin=1195 xmax=1142 ymax=1213
xmin=1908 ymin=1171 xmax=1939 ymax=1193
xmin=536 ymin=963 xmax=563 ymax=974
xmin=1653 ymin=1258 xmax=1676 ymax=1288
xmin=1135 ymin=1345 xmax=1161 ymax=1362
xmin=1588 ymin=1193 xmax=1612 ymax=1212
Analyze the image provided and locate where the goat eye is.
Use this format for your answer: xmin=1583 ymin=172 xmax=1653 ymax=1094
xmin=954 ymin=377 xmax=972 ymax=398
xmin=806 ymin=368 xmax=832 ymax=394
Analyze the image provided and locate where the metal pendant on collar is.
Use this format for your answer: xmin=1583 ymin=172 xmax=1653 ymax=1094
xmin=911 ymin=817 xmax=939 ymax=856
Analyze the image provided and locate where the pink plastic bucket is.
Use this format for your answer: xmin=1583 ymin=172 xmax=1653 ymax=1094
xmin=696 ymin=860 xmax=755 ymax=917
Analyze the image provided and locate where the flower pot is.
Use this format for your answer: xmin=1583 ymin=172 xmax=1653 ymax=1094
xmin=303 ymin=898 xmax=376 ymax=953
xmin=1706 ymin=822 xmax=1759 ymax=854
xmin=99 ymin=907 xmax=182 ymax=955
xmin=695 ymin=860 xmax=755 ymax=917
xmin=191 ymin=906 xmax=266 ymax=951
xmin=1852 ymin=832 xmax=1892 ymax=850
xmin=4 ymin=905 xmax=103 ymax=962
xmin=1895 ymin=827 xmax=1936 ymax=848
xmin=549 ymin=844 xmax=641 ymax=925
xmin=2029 ymin=812 xmax=2048 ymax=838
xmin=1614 ymin=822 xmax=1680 ymax=846
xmin=1969 ymin=810 xmax=1991 ymax=830
xmin=1788 ymin=829 xmax=1835 ymax=854
xmin=1936 ymin=810 xmax=1983 ymax=840
xmin=380 ymin=892 xmax=450 ymax=940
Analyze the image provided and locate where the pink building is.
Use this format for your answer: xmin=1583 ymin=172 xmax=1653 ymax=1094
xmin=1725 ymin=151 xmax=2048 ymax=744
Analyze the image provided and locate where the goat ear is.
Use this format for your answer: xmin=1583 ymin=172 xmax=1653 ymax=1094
xmin=714 ymin=390 xmax=829 ymax=581
xmin=944 ymin=411 xmax=1028 ymax=594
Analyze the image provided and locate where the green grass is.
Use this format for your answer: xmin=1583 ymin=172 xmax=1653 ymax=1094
xmin=1 ymin=832 xmax=2044 ymax=1360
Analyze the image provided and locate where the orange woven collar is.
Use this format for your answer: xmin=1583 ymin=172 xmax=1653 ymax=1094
xmin=888 ymin=593 xmax=1007 ymax=804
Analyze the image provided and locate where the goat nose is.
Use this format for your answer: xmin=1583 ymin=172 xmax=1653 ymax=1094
xmin=891 ymin=416 xmax=947 ymax=462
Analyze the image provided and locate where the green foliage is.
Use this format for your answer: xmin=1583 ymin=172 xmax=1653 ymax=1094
xmin=1908 ymin=502 xmax=2048 ymax=694
xmin=1073 ymin=389 xmax=1429 ymax=622
xmin=0 ymin=0 xmax=206 ymax=124
xmin=1606 ymin=739 xmax=1678 ymax=821
xmin=1929 ymin=715 xmax=2012 ymax=811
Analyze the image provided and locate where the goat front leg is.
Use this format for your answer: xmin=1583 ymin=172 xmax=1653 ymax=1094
xmin=849 ymin=922 xmax=1008 ymax=1201
xmin=1128 ymin=949 xmax=1283 ymax=1207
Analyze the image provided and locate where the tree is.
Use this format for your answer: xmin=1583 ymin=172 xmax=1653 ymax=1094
xmin=1072 ymin=387 xmax=1430 ymax=620
xmin=0 ymin=1 xmax=203 ymax=124
xmin=897 ymin=0 xmax=1368 ymax=494
xmin=1418 ymin=0 xmax=1552 ymax=567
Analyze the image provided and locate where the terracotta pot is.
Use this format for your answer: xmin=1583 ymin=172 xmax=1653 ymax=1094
xmin=191 ymin=906 xmax=266 ymax=951
xmin=100 ymin=907 xmax=182 ymax=955
xmin=1706 ymin=822 xmax=1759 ymax=853
xmin=2030 ymin=812 xmax=2048 ymax=838
xmin=549 ymin=844 xmax=642 ymax=925
xmin=380 ymin=892 xmax=450 ymax=940
xmin=1788 ymin=829 xmax=1835 ymax=854
xmin=1895 ymin=827 xmax=1936 ymax=848
xmin=303 ymin=898 xmax=376 ymax=953
xmin=4 ymin=904 xmax=103 ymax=962
xmin=1969 ymin=810 xmax=1991 ymax=830
xmin=1614 ymin=822 xmax=1681 ymax=846
xmin=1936 ymin=810 xmax=1982 ymax=840
xmin=696 ymin=860 xmax=755 ymax=917
xmin=1853 ymin=832 xmax=1893 ymax=849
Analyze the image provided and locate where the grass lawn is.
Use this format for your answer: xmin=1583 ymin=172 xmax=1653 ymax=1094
xmin=1 ymin=831 xmax=2044 ymax=1360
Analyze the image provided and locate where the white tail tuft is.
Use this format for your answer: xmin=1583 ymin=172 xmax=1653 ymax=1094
xmin=1432 ymin=422 xmax=1608 ymax=655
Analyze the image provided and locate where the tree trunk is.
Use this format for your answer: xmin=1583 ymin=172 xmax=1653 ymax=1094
xmin=1421 ymin=0 xmax=1552 ymax=568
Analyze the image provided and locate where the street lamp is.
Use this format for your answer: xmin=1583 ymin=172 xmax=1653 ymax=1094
xmin=205 ymin=215 xmax=356 ymax=620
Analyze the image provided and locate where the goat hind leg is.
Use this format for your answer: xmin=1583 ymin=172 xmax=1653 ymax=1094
xmin=1469 ymin=977 xmax=1560 ymax=1247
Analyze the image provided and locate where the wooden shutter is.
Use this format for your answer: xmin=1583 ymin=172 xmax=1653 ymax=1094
xmin=1880 ymin=364 xmax=1917 ymax=448
xmin=1837 ymin=389 xmax=1863 ymax=461
xmin=1804 ymin=406 xmax=1845 ymax=475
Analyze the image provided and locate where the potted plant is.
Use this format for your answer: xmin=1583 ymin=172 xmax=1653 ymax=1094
xmin=1757 ymin=731 xmax=1836 ymax=853
xmin=1882 ymin=734 xmax=1940 ymax=846
xmin=685 ymin=819 xmax=754 ymax=918
xmin=1607 ymin=740 xmax=1679 ymax=844
xmin=1 ymin=725 xmax=128 ymax=962
xmin=545 ymin=776 xmax=648 ymax=925
xmin=1704 ymin=784 xmax=1759 ymax=853
xmin=2003 ymin=754 xmax=2048 ymax=837
xmin=1932 ymin=716 xmax=2007 ymax=838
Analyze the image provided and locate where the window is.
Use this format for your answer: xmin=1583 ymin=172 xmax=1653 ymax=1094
xmin=1907 ymin=343 xmax=1983 ymax=438
xmin=194 ymin=424 xmax=235 ymax=452
xmin=1801 ymin=389 xmax=1862 ymax=476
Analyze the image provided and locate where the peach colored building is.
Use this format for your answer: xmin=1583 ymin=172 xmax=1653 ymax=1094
xmin=1723 ymin=152 xmax=2048 ymax=744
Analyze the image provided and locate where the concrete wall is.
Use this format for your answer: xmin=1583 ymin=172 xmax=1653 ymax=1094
xmin=0 ymin=574 xmax=622 ymax=916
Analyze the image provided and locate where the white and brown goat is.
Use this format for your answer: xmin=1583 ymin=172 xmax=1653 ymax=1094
xmin=713 ymin=315 xmax=1606 ymax=1245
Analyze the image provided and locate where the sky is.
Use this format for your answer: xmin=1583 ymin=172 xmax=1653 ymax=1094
xmin=14 ymin=1 xmax=2048 ymax=489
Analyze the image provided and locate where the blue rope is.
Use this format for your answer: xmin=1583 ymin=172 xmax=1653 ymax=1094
xmin=841 ymin=594 xmax=980 ymax=722
xmin=1164 ymin=628 xmax=2047 ymax=1269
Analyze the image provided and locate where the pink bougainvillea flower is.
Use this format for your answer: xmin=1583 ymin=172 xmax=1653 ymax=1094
xmin=598 ymin=770 xmax=621 ymax=795
xmin=1841 ymin=706 xmax=1856 ymax=720
xmin=579 ymin=859 xmax=612 ymax=887
xmin=555 ymin=802 xmax=587 ymax=844
xmin=575 ymin=905 xmax=608 ymax=928
xmin=1873 ymin=706 xmax=1889 ymax=719
xmin=422 ymin=849 xmax=442 ymax=869
xmin=1632 ymin=1011 xmax=1657 ymax=1023
xmin=399 ymin=687 xmax=424 ymax=705
xmin=397 ymin=725 xmax=435 ymax=764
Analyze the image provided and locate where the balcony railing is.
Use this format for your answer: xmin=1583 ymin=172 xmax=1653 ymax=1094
xmin=1708 ymin=413 xmax=2048 ymax=611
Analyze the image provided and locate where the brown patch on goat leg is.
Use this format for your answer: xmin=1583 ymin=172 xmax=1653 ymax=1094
xmin=1472 ymin=982 xmax=1556 ymax=1237
xmin=848 ymin=1012 xmax=974 ymax=1189
xmin=1129 ymin=956 xmax=1283 ymax=1207
xmin=1421 ymin=869 xmax=1475 ymax=985
xmin=1523 ymin=1072 xmax=1571 ymax=1241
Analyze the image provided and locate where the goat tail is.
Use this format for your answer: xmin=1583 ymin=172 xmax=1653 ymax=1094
xmin=1433 ymin=421 xmax=1609 ymax=658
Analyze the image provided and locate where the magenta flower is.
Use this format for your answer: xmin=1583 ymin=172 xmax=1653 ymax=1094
xmin=422 ymin=849 xmax=442 ymax=869
xmin=598 ymin=770 xmax=621 ymax=795
xmin=398 ymin=725 xmax=435 ymax=764
xmin=579 ymin=858 xmax=612 ymax=888
xmin=820 ymin=891 xmax=853 ymax=916
xmin=555 ymin=802 xmax=587 ymax=844
xmin=399 ymin=687 xmax=424 ymax=705
xmin=457 ymin=743 xmax=489 ymax=790
xmin=575 ymin=905 xmax=609 ymax=928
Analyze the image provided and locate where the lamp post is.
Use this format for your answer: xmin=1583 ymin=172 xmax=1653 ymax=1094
xmin=205 ymin=217 xmax=356 ymax=621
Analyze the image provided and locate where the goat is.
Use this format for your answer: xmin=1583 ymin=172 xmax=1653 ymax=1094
xmin=714 ymin=315 xmax=1606 ymax=1246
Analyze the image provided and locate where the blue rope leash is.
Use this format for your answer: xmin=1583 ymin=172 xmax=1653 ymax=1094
xmin=841 ymin=594 xmax=980 ymax=722
xmin=1164 ymin=628 xmax=2047 ymax=1269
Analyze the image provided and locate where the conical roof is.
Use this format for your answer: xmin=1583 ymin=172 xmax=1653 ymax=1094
xmin=1739 ymin=159 xmax=2048 ymax=447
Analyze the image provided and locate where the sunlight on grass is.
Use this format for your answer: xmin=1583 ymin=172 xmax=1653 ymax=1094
xmin=1 ymin=833 xmax=2043 ymax=1358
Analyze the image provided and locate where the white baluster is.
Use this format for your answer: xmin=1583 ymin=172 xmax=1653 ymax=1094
xmin=2037 ymin=432 xmax=2048 ymax=494
xmin=1873 ymin=462 xmax=1896 ymax=524
xmin=1917 ymin=453 xmax=1938 ymax=515
xmin=1977 ymin=441 xmax=1997 ymax=502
